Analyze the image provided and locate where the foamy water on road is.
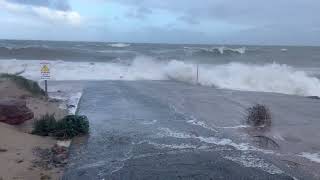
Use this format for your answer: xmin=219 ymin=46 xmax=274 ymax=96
xmin=61 ymin=81 xmax=320 ymax=180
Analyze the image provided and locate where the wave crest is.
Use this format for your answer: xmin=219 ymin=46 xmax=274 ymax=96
xmin=165 ymin=60 xmax=320 ymax=96
xmin=108 ymin=43 xmax=131 ymax=48
xmin=1 ymin=58 xmax=320 ymax=96
xmin=184 ymin=46 xmax=246 ymax=55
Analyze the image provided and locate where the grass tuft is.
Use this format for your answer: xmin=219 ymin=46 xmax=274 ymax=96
xmin=32 ymin=114 xmax=57 ymax=136
xmin=0 ymin=73 xmax=45 ymax=96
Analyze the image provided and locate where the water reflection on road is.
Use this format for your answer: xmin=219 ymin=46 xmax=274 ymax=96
xmin=62 ymin=81 xmax=319 ymax=180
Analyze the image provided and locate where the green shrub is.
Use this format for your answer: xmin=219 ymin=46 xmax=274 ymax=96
xmin=0 ymin=73 xmax=45 ymax=96
xmin=246 ymin=104 xmax=272 ymax=127
xmin=32 ymin=114 xmax=89 ymax=139
xmin=53 ymin=115 xmax=89 ymax=139
xmin=32 ymin=114 xmax=57 ymax=136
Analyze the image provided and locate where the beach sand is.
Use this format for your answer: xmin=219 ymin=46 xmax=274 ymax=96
xmin=0 ymin=79 xmax=67 ymax=180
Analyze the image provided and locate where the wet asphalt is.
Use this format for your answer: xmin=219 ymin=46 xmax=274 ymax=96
xmin=62 ymin=81 xmax=316 ymax=180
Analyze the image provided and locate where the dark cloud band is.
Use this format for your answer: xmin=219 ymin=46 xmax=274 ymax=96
xmin=7 ymin=0 xmax=71 ymax=11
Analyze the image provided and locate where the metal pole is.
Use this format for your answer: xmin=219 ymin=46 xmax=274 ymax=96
xmin=45 ymin=80 xmax=48 ymax=97
xmin=196 ymin=63 xmax=199 ymax=84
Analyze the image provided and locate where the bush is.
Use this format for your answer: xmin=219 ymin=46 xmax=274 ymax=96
xmin=246 ymin=104 xmax=271 ymax=127
xmin=0 ymin=73 xmax=45 ymax=96
xmin=32 ymin=114 xmax=57 ymax=136
xmin=32 ymin=114 xmax=89 ymax=139
xmin=53 ymin=115 xmax=89 ymax=139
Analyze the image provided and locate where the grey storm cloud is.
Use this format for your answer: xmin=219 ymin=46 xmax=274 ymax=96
xmin=7 ymin=0 xmax=71 ymax=11
xmin=126 ymin=6 xmax=152 ymax=19
xmin=109 ymin=0 xmax=320 ymax=27
xmin=178 ymin=15 xmax=200 ymax=25
xmin=105 ymin=0 xmax=320 ymax=45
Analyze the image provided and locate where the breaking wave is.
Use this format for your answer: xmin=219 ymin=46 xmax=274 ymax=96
xmin=107 ymin=43 xmax=131 ymax=48
xmin=1 ymin=57 xmax=320 ymax=96
xmin=299 ymin=152 xmax=320 ymax=163
xmin=184 ymin=46 xmax=246 ymax=55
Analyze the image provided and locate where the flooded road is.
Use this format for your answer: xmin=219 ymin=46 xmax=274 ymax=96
xmin=62 ymin=81 xmax=320 ymax=180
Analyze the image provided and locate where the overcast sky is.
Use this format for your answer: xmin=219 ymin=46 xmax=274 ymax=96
xmin=0 ymin=0 xmax=319 ymax=45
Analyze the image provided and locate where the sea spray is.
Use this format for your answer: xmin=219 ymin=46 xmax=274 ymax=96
xmin=165 ymin=60 xmax=320 ymax=97
xmin=1 ymin=58 xmax=320 ymax=96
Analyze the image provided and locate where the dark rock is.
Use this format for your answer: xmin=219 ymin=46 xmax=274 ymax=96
xmin=0 ymin=98 xmax=34 ymax=125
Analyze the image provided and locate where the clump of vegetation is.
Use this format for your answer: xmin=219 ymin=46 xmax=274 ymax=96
xmin=246 ymin=104 xmax=272 ymax=128
xmin=32 ymin=114 xmax=57 ymax=136
xmin=53 ymin=115 xmax=89 ymax=139
xmin=32 ymin=114 xmax=89 ymax=139
xmin=0 ymin=73 xmax=45 ymax=96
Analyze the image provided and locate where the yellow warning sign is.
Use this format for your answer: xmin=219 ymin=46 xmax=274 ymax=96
xmin=40 ymin=62 xmax=50 ymax=80
xmin=41 ymin=65 xmax=50 ymax=73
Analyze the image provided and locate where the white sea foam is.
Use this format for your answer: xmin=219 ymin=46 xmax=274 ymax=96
xmin=216 ymin=125 xmax=249 ymax=129
xmin=158 ymin=127 xmax=253 ymax=151
xmin=1 ymin=58 xmax=320 ymax=96
xmin=184 ymin=46 xmax=246 ymax=54
xmin=157 ymin=127 xmax=276 ymax=155
xmin=147 ymin=141 xmax=199 ymax=150
xmin=187 ymin=119 xmax=218 ymax=132
xmin=165 ymin=60 xmax=320 ymax=96
xmin=225 ymin=154 xmax=283 ymax=174
xmin=299 ymin=152 xmax=320 ymax=163
xmin=140 ymin=119 xmax=157 ymax=125
xmin=108 ymin=43 xmax=131 ymax=48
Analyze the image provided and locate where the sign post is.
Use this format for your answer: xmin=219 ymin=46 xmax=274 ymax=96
xmin=196 ymin=63 xmax=199 ymax=84
xmin=40 ymin=62 xmax=50 ymax=97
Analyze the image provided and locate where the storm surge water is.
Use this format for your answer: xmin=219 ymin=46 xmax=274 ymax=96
xmin=1 ymin=57 xmax=320 ymax=97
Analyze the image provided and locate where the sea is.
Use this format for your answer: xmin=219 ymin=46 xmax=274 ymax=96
xmin=1 ymin=39 xmax=320 ymax=97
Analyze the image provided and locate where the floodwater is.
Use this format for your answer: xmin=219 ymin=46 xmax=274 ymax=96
xmin=61 ymin=81 xmax=320 ymax=180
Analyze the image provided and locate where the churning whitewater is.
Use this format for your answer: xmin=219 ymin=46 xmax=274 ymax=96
xmin=1 ymin=57 xmax=320 ymax=97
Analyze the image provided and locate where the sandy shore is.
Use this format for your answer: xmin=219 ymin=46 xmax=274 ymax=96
xmin=0 ymin=79 xmax=67 ymax=180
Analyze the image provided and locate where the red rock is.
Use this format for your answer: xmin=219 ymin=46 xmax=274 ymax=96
xmin=0 ymin=98 xmax=34 ymax=125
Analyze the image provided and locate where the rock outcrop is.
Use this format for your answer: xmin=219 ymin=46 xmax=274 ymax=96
xmin=0 ymin=98 xmax=34 ymax=125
